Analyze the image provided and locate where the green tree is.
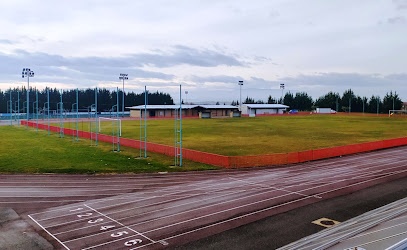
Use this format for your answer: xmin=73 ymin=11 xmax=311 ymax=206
xmin=282 ymin=92 xmax=294 ymax=107
xmin=341 ymin=89 xmax=355 ymax=112
xmin=243 ymin=96 xmax=256 ymax=104
xmin=293 ymin=92 xmax=313 ymax=111
xmin=314 ymin=92 xmax=340 ymax=111
xmin=382 ymin=91 xmax=403 ymax=112
xmin=267 ymin=96 xmax=278 ymax=104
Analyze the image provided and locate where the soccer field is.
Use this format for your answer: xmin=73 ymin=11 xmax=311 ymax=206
xmin=68 ymin=114 xmax=407 ymax=156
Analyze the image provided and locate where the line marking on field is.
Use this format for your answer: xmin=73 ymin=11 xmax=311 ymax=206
xmin=28 ymin=214 xmax=70 ymax=250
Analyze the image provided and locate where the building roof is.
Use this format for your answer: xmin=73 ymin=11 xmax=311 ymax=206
xmin=127 ymin=104 xmax=238 ymax=110
xmin=243 ymin=104 xmax=289 ymax=109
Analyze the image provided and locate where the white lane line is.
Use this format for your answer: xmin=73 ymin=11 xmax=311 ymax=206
xmin=43 ymin=184 xmax=245 ymax=228
xmin=30 ymin=178 xmax=209 ymax=217
xmin=348 ymin=220 xmax=407 ymax=240
xmin=141 ymin=169 xmax=407 ymax=235
xmin=229 ymin=177 xmax=322 ymax=199
xmin=28 ymin=214 xmax=70 ymax=250
xmin=133 ymin=170 xmax=407 ymax=249
xmin=45 ymin=177 xmax=244 ymax=221
xmin=53 ymin=189 xmax=251 ymax=236
xmin=0 ymin=200 xmax=85 ymax=203
xmin=83 ymin=204 xmax=158 ymax=245
xmin=51 ymin=165 xmax=407 ymax=234
xmin=0 ymin=192 xmax=134 ymax=198
xmin=359 ymin=231 xmax=407 ymax=248
xmin=131 ymin=195 xmax=312 ymax=250
xmin=80 ymin=234 xmax=140 ymax=250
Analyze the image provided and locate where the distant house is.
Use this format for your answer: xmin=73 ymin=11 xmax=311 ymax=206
xmin=241 ymin=104 xmax=289 ymax=116
xmin=402 ymin=102 xmax=407 ymax=111
xmin=127 ymin=104 xmax=239 ymax=118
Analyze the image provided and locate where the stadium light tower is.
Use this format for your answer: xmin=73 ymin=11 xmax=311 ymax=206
xmin=238 ymin=80 xmax=243 ymax=111
xmin=185 ymin=91 xmax=188 ymax=104
xmin=119 ymin=73 xmax=128 ymax=117
xmin=280 ymin=83 xmax=285 ymax=104
xmin=22 ymin=68 xmax=34 ymax=122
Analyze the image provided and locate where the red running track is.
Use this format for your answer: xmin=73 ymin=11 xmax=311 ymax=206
xmin=1 ymin=146 xmax=407 ymax=249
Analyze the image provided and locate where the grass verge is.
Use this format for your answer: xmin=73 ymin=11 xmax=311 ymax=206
xmin=0 ymin=126 xmax=218 ymax=174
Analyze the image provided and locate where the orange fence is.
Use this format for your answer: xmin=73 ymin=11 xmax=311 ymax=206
xmin=21 ymin=121 xmax=407 ymax=168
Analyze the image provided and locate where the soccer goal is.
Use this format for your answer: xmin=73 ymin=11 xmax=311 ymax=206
xmin=388 ymin=110 xmax=407 ymax=117
xmin=99 ymin=117 xmax=122 ymax=136
xmin=98 ymin=117 xmax=121 ymax=152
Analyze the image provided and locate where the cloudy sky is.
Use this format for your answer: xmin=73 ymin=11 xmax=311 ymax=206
xmin=1 ymin=0 xmax=406 ymax=103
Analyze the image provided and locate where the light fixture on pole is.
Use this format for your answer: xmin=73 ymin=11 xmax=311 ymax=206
xmin=185 ymin=91 xmax=188 ymax=104
xmin=22 ymin=68 xmax=34 ymax=122
xmin=238 ymin=80 xmax=243 ymax=111
xmin=119 ymin=73 xmax=128 ymax=117
xmin=280 ymin=83 xmax=285 ymax=104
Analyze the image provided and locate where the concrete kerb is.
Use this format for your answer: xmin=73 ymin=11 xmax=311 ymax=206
xmin=0 ymin=208 xmax=53 ymax=250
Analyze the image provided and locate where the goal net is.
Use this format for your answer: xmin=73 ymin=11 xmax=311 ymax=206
xmin=388 ymin=110 xmax=407 ymax=117
xmin=98 ymin=117 xmax=122 ymax=137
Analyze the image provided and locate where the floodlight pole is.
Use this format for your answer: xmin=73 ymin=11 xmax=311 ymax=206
xmin=16 ymin=91 xmax=20 ymax=125
xmin=119 ymin=73 xmax=128 ymax=117
xmin=185 ymin=91 xmax=188 ymax=104
xmin=393 ymin=96 xmax=395 ymax=111
xmin=179 ymin=84 xmax=183 ymax=167
xmin=280 ymin=83 xmax=285 ymax=104
xmin=22 ymin=68 xmax=34 ymax=125
xmin=9 ymin=91 xmax=12 ymax=126
xmin=238 ymin=81 xmax=243 ymax=111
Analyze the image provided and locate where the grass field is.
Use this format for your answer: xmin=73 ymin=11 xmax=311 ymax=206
xmin=69 ymin=114 xmax=407 ymax=156
xmin=3 ymin=114 xmax=407 ymax=174
xmin=0 ymin=126 xmax=218 ymax=174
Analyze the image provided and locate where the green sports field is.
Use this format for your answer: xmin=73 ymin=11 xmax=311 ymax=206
xmin=2 ymin=114 xmax=407 ymax=173
xmin=72 ymin=114 xmax=407 ymax=156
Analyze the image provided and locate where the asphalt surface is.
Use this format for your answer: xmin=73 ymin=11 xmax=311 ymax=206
xmin=0 ymin=146 xmax=406 ymax=249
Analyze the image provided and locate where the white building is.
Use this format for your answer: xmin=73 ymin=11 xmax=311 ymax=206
xmin=127 ymin=104 xmax=239 ymax=118
xmin=241 ymin=104 xmax=289 ymax=116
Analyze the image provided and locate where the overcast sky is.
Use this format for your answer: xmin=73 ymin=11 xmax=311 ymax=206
xmin=1 ymin=0 xmax=406 ymax=103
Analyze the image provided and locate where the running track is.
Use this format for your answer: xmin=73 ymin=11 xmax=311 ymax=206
xmin=1 ymin=146 xmax=407 ymax=249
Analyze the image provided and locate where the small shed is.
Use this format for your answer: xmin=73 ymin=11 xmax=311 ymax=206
xmin=241 ymin=104 xmax=289 ymax=116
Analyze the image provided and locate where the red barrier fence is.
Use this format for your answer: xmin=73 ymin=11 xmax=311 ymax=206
xmin=21 ymin=121 xmax=407 ymax=168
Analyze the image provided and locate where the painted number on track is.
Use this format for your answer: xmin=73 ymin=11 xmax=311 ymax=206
xmin=125 ymin=239 xmax=142 ymax=246
xmin=88 ymin=218 xmax=103 ymax=224
xmin=77 ymin=212 xmax=93 ymax=218
xmin=100 ymin=225 xmax=115 ymax=231
xmin=111 ymin=231 xmax=129 ymax=237
xmin=69 ymin=207 xmax=83 ymax=212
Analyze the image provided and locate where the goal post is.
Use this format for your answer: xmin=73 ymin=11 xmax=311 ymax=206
xmin=98 ymin=117 xmax=122 ymax=136
xmin=98 ymin=117 xmax=121 ymax=152
xmin=389 ymin=110 xmax=407 ymax=117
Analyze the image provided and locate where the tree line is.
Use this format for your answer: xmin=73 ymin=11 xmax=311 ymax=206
xmin=0 ymin=88 xmax=174 ymax=113
xmin=0 ymin=87 xmax=404 ymax=114
xmin=231 ymin=89 xmax=403 ymax=113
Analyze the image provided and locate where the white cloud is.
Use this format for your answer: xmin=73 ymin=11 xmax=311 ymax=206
xmin=0 ymin=0 xmax=406 ymax=103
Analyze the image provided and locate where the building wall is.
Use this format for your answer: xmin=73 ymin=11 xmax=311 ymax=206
xmin=255 ymin=108 xmax=279 ymax=115
xmin=130 ymin=110 xmax=141 ymax=118
xmin=241 ymin=107 xmax=283 ymax=115
xmin=130 ymin=109 xmax=200 ymax=118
